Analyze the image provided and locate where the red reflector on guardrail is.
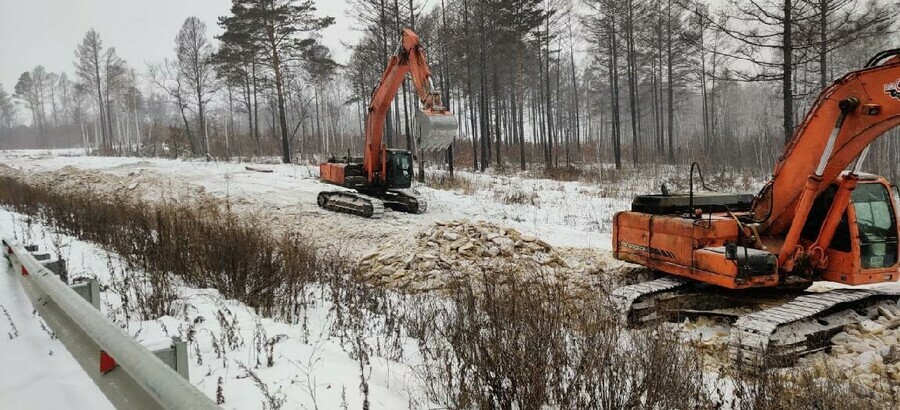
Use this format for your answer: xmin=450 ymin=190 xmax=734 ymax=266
xmin=21 ymin=266 xmax=28 ymax=276
xmin=100 ymin=350 xmax=117 ymax=374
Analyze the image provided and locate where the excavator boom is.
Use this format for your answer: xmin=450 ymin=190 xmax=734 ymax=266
xmin=754 ymin=50 xmax=900 ymax=236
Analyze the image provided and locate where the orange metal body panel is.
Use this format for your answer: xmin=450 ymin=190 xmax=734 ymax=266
xmin=817 ymin=182 xmax=900 ymax=285
xmin=613 ymin=211 xmax=778 ymax=289
xmin=614 ymin=178 xmax=900 ymax=289
xmin=319 ymin=163 xmax=347 ymax=186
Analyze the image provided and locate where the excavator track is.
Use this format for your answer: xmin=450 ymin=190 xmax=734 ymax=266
xmin=610 ymin=276 xmax=692 ymax=325
xmin=730 ymin=287 xmax=900 ymax=367
xmin=379 ymin=189 xmax=427 ymax=214
xmin=613 ymin=277 xmax=900 ymax=366
xmin=317 ymin=191 xmax=385 ymax=218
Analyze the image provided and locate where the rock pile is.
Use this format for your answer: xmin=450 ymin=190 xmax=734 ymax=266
xmin=358 ymin=220 xmax=607 ymax=295
xmin=798 ymin=301 xmax=900 ymax=396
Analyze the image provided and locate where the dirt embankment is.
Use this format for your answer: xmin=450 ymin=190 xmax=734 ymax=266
xmin=0 ymin=163 xmax=423 ymax=257
xmin=0 ymin=163 xmax=209 ymax=205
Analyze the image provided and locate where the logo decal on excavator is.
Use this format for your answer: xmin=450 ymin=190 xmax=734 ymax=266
xmin=886 ymin=79 xmax=900 ymax=100
xmin=619 ymin=242 xmax=677 ymax=260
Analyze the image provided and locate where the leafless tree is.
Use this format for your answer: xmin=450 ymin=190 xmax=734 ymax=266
xmin=148 ymin=60 xmax=200 ymax=155
xmin=0 ymin=84 xmax=16 ymax=132
xmin=176 ymin=17 xmax=217 ymax=155
xmin=104 ymin=48 xmax=128 ymax=145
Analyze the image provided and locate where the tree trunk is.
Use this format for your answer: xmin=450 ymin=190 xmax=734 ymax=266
xmin=609 ymin=18 xmax=622 ymax=170
xmin=627 ymin=0 xmax=639 ymax=164
xmin=269 ymin=35 xmax=291 ymax=163
xmin=818 ymin=0 xmax=827 ymax=89
xmin=783 ymin=0 xmax=794 ymax=144
xmin=666 ymin=0 xmax=675 ymax=162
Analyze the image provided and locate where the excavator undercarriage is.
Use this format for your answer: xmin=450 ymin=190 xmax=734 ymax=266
xmin=317 ymin=188 xmax=426 ymax=219
xmin=612 ymin=276 xmax=900 ymax=366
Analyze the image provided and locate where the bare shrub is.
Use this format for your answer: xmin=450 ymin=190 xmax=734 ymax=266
xmin=2 ymin=304 xmax=19 ymax=339
xmin=107 ymin=259 xmax=178 ymax=321
xmin=492 ymin=189 xmax=538 ymax=205
xmin=424 ymin=172 xmax=477 ymax=194
xmin=238 ymin=362 xmax=285 ymax=410
xmin=407 ymin=271 xmax=711 ymax=409
xmin=216 ymin=376 xmax=225 ymax=405
xmin=0 ymin=175 xmax=319 ymax=320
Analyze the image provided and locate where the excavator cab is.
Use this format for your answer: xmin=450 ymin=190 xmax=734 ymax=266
xmin=385 ymin=149 xmax=414 ymax=189
xmin=851 ymin=180 xmax=899 ymax=270
xmin=802 ymin=176 xmax=900 ymax=283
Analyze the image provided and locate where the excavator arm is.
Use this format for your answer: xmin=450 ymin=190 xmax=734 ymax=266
xmin=753 ymin=50 xmax=900 ymax=238
xmin=363 ymin=29 xmax=457 ymax=185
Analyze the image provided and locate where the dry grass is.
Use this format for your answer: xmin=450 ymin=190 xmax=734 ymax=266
xmin=0 ymin=175 xmax=319 ymax=319
xmin=403 ymin=270 xmax=896 ymax=409
xmin=423 ymin=172 xmax=479 ymax=195
xmin=405 ymin=271 xmax=712 ymax=409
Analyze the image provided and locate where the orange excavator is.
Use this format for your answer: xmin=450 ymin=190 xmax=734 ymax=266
xmin=612 ymin=49 xmax=900 ymax=364
xmin=318 ymin=29 xmax=457 ymax=218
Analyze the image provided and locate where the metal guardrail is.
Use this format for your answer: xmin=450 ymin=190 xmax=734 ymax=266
xmin=3 ymin=237 xmax=218 ymax=410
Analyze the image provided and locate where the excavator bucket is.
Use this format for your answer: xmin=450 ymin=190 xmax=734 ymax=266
xmin=416 ymin=110 xmax=458 ymax=151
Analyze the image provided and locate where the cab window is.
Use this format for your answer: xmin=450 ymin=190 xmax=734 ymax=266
xmin=395 ymin=154 xmax=411 ymax=176
xmin=388 ymin=151 xmax=412 ymax=187
xmin=852 ymin=183 xmax=899 ymax=268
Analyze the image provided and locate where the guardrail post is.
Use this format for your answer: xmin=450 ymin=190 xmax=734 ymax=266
xmin=70 ymin=278 xmax=101 ymax=310
xmin=21 ymin=245 xmax=97 ymax=309
xmin=146 ymin=337 xmax=191 ymax=380
xmin=33 ymin=251 xmax=68 ymax=282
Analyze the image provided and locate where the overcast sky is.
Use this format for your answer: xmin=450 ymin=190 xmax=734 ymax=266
xmin=0 ymin=0 xmax=360 ymax=91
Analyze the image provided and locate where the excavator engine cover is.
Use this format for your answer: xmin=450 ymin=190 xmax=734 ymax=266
xmin=632 ymin=192 xmax=754 ymax=215
xmin=417 ymin=110 xmax=458 ymax=151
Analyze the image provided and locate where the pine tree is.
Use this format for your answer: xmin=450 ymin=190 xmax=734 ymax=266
xmin=217 ymin=0 xmax=334 ymax=163
xmin=75 ymin=29 xmax=108 ymax=147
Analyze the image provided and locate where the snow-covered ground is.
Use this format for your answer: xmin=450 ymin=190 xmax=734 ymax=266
xmin=0 ymin=208 xmax=428 ymax=409
xmin=0 ymin=149 xmax=644 ymax=254
xmin=0 ymin=149 xmax=734 ymax=408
